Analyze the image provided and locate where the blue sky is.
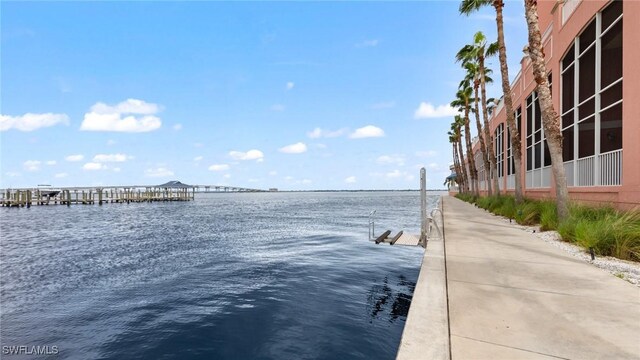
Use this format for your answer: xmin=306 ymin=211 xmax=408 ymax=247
xmin=1 ymin=1 xmax=527 ymax=190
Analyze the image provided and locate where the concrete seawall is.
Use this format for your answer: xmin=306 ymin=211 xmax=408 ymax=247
xmin=397 ymin=196 xmax=640 ymax=359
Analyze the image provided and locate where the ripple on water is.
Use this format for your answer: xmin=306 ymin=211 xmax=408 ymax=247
xmin=0 ymin=192 xmax=438 ymax=359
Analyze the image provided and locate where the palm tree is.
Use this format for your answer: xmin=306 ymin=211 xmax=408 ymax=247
xmin=450 ymin=117 xmax=470 ymax=193
xmin=448 ymin=132 xmax=463 ymax=192
xmin=460 ymin=63 xmax=492 ymax=196
xmin=523 ymin=0 xmax=569 ymax=221
xmin=451 ymin=90 xmax=478 ymax=197
xmin=457 ymin=32 xmax=501 ymax=196
xmin=460 ymin=0 xmax=524 ymax=204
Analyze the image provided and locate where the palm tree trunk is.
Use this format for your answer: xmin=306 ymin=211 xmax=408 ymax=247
xmin=463 ymin=104 xmax=479 ymax=196
xmin=478 ymin=55 xmax=500 ymax=195
xmin=457 ymin=136 xmax=469 ymax=193
xmin=524 ymin=0 xmax=569 ymax=221
xmin=452 ymin=143 xmax=462 ymax=192
xmin=494 ymin=0 xmax=524 ymax=203
xmin=473 ymin=84 xmax=493 ymax=196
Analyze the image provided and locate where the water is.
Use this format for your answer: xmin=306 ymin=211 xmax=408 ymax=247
xmin=0 ymin=192 xmax=438 ymax=359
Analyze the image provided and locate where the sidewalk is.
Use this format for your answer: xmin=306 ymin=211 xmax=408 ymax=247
xmin=444 ymin=196 xmax=640 ymax=359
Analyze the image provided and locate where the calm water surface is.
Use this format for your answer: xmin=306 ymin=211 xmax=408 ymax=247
xmin=1 ymin=192 xmax=438 ymax=359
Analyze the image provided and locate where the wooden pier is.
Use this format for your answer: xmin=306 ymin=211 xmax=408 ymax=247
xmin=0 ymin=181 xmax=266 ymax=208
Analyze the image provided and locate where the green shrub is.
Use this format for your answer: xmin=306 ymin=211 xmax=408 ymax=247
xmin=476 ymin=196 xmax=492 ymax=210
xmin=574 ymin=216 xmax=616 ymax=256
xmin=557 ymin=216 xmax=579 ymax=243
xmin=538 ymin=201 xmax=558 ymax=231
xmin=455 ymin=193 xmax=640 ymax=262
xmin=516 ymin=201 xmax=539 ymax=225
xmin=455 ymin=193 xmax=476 ymax=203
xmin=495 ymin=196 xmax=517 ymax=219
xmin=610 ymin=211 xmax=640 ymax=261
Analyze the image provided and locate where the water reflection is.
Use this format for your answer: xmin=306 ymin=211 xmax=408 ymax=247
xmin=366 ymin=275 xmax=416 ymax=323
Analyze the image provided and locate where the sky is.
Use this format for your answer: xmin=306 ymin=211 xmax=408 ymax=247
xmin=0 ymin=1 xmax=528 ymax=190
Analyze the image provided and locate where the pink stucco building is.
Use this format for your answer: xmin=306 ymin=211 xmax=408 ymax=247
xmin=469 ymin=0 xmax=638 ymax=210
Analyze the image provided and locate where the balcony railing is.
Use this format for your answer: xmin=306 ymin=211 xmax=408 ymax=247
xmin=564 ymin=161 xmax=574 ymax=187
xmin=506 ymin=174 xmax=515 ymax=190
xmin=576 ymin=156 xmax=595 ymax=186
xmin=599 ymin=149 xmax=622 ymax=186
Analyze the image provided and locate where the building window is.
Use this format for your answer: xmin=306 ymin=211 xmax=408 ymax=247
xmin=507 ymin=107 xmax=520 ymax=177
xmin=495 ymin=123 xmax=504 ymax=179
xmin=525 ymin=90 xmax=551 ymax=188
xmin=560 ymin=0 xmax=622 ymax=186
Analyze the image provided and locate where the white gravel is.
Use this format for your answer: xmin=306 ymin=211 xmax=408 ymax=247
xmin=493 ymin=212 xmax=640 ymax=287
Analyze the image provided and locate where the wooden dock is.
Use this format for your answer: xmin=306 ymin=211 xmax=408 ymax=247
xmin=0 ymin=187 xmax=195 ymax=208
xmin=0 ymin=181 xmax=266 ymax=208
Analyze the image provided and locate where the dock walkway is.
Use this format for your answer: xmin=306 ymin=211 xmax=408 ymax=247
xmin=398 ymin=196 xmax=640 ymax=359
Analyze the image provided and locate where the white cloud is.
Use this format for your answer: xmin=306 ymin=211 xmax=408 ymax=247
xmin=377 ymin=155 xmax=405 ymax=166
xmin=416 ymin=150 xmax=438 ymax=158
xmin=208 ymin=164 xmax=230 ymax=171
xmin=107 ymin=139 xmax=117 ymax=146
xmin=356 ymin=39 xmax=379 ymax=48
xmin=83 ymin=162 xmax=106 ymax=171
xmin=385 ymin=169 xmax=414 ymax=181
xmin=345 ymin=176 xmax=357 ymax=183
xmin=271 ymin=104 xmax=285 ymax=111
xmin=92 ymin=153 xmax=131 ymax=162
xmin=286 ymin=82 xmax=295 ymax=90
xmin=145 ymin=167 xmax=174 ymax=177
xmin=1 ymin=113 xmax=69 ymax=132
xmin=269 ymin=171 xmax=278 ymax=176
xmin=194 ymin=156 xmax=203 ymax=162
xmin=414 ymin=102 xmax=459 ymax=119
xmin=23 ymin=160 xmax=41 ymax=171
xmin=223 ymin=174 xmax=231 ymax=179
xmin=349 ymin=125 xmax=385 ymax=139
xmin=65 ymin=154 xmax=84 ymax=162
xmin=284 ymin=176 xmax=294 ymax=181
xmin=307 ymin=127 xmax=346 ymax=139
xmin=386 ymin=169 xmax=402 ymax=178
xmin=54 ymin=172 xmax=68 ymax=178
xmin=301 ymin=179 xmax=312 ymax=185
xmin=279 ymin=142 xmax=307 ymax=154
xmin=46 ymin=160 xmax=57 ymax=166
xmin=173 ymin=123 xmax=183 ymax=131
xmin=427 ymin=162 xmax=445 ymax=171
xmin=6 ymin=171 xmax=21 ymax=177
xmin=372 ymin=101 xmax=395 ymax=109
xmin=229 ymin=149 xmax=264 ymax=161
xmin=112 ymin=167 xmax=121 ymax=172
xmin=80 ymin=98 xmax=162 ymax=132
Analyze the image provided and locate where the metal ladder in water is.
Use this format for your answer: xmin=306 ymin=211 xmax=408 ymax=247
xmin=368 ymin=168 xmax=443 ymax=247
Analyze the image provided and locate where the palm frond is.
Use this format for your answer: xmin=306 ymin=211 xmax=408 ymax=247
xmin=459 ymin=0 xmax=492 ymax=15
xmin=486 ymin=41 xmax=500 ymax=57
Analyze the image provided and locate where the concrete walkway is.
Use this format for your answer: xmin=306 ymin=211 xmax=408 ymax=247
xmin=398 ymin=196 xmax=640 ymax=360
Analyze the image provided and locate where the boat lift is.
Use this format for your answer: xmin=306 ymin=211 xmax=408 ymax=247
xmin=369 ymin=168 xmax=443 ymax=247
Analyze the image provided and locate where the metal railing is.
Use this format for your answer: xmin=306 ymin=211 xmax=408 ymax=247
xmin=599 ymin=149 xmax=622 ymax=186
xmin=564 ymin=161 xmax=575 ymax=186
xmin=368 ymin=210 xmax=377 ymax=241
xmin=506 ymin=174 xmax=515 ymax=190
xmin=577 ymin=155 xmax=595 ymax=186
xmin=426 ymin=207 xmax=444 ymax=242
